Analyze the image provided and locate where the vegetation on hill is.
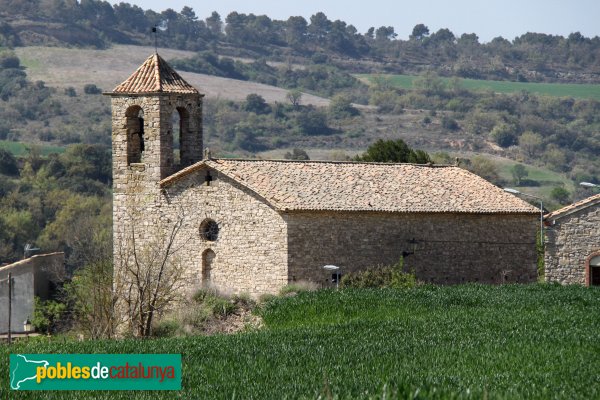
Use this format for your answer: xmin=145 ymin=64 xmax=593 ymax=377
xmin=2 ymin=285 xmax=599 ymax=398
xmin=0 ymin=143 xmax=111 ymax=264
xmin=1 ymin=2 xmax=600 ymax=83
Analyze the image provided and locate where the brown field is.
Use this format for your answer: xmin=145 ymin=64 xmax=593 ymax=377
xmin=15 ymin=45 xmax=330 ymax=106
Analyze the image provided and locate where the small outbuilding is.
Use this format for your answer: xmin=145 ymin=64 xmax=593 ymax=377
xmin=0 ymin=252 xmax=65 ymax=334
xmin=544 ymin=194 xmax=600 ymax=286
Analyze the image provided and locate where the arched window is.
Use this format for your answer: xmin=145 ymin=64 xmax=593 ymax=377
xmin=126 ymin=106 xmax=144 ymax=164
xmin=173 ymin=107 xmax=190 ymax=170
xmin=202 ymin=249 xmax=215 ymax=286
xmin=171 ymin=109 xmax=181 ymax=167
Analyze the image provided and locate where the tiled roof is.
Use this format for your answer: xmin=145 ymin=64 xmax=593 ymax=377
xmin=545 ymin=193 xmax=600 ymax=220
xmin=160 ymin=159 xmax=539 ymax=214
xmin=110 ymin=53 xmax=199 ymax=94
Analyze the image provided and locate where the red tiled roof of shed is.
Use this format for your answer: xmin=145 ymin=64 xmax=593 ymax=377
xmin=110 ymin=53 xmax=199 ymax=94
xmin=545 ymin=193 xmax=600 ymax=220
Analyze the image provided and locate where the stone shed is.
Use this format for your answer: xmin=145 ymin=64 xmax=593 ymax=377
xmin=108 ymin=53 xmax=540 ymax=296
xmin=0 ymin=252 xmax=65 ymax=333
xmin=544 ymin=194 xmax=600 ymax=285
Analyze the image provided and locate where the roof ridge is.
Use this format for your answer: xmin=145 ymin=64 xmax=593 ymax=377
xmin=154 ymin=53 xmax=162 ymax=92
xmin=212 ymin=158 xmax=456 ymax=168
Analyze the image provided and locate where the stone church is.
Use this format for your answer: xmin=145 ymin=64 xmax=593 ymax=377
xmin=107 ymin=54 xmax=540 ymax=296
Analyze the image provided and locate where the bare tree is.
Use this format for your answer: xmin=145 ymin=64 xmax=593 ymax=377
xmin=115 ymin=208 xmax=190 ymax=337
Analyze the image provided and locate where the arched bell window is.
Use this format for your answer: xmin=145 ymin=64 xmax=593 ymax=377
xmin=126 ymin=106 xmax=144 ymax=164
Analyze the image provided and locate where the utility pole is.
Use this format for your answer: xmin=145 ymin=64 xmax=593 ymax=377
xmin=7 ymin=272 xmax=12 ymax=345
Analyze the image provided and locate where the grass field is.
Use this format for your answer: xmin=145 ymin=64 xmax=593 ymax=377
xmin=494 ymin=158 xmax=576 ymax=202
xmin=357 ymin=74 xmax=600 ymax=100
xmin=2 ymin=284 xmax=599 ymax=399
xmin=0 ymin=140 xmax=65 ymax=156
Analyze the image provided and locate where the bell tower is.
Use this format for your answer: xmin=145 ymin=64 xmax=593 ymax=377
xmin=106 ymin=53 xmax=204 ymax=189
xmin=106 ymin=54 xmax=204 ymax=286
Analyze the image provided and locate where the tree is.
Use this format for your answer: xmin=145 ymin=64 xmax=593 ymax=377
xmin=510 ymin=164 xmax=529 ymax=185
xmin=83 ymin=83 xmax=101 ymax=94
xmin=284 ymin=148 xmax=310 ymax=160
xmin=519 ymin=131 xmax=543 ymax=158
xmin=551 ymin=187 xmax=571 ymax=205
xmin=413 ymin=71 xmax=445 ymax=95
xmin=295 ymin=107 xmax=329 ymax=135
xmin=410 ymin=24 xmax=429 ymax=40
xmin=285 ymin=16 xmax=307 ymax=48
xmin=0 ymin=148 xmax=18 ymax=176
xmin=205 ymin=11 xmax=222 ymax=36
xmin=375 ymin=26 xmax=397 ymax=41
xmin=467 ymin=155 xmax=501 ymax=184
xmin=286 ymin=89 xmax=302 ymax=107
xmin=328 ymin=94 xmax=359 ymax=119
xmin=356 ymin=139 xmax=431 ymax=163
xmin=115 ymin=208 xmax=190 ymax=337
xmin=244 ymin=93 xmax=270 ymax=114
xmin=490 ymin=123 xmax=518 ymax=148
xmin=308 ymin=12 xmax=331 ymax=39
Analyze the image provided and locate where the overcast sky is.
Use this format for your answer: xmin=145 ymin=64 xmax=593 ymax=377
xmin=112 ymin=0 xmax=600 ymax=43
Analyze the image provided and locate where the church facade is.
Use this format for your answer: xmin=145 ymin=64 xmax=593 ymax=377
xmin=107 ymin=54 xmax=540 ymax=296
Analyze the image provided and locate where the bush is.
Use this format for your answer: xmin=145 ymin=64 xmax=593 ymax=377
xmin=32 ymin=297 xmax=67 ymax=334
xmin=64 ymin=87 xmax=77 ymax=97
xmin=192 ymin=288 xmax=236 ymax=318
xmin=284 ymin=148 xmax=310 ymax=160
xmin=490 ymin=123 xmax=518 ymax=147
xmin=340 ymin=258 xmax=417 ymax=289
xmin=152 ymin=320 xmax=181 ymax=337
xmin=83 ymin=84 xmax=102 ymax=95
xmin=243 ymin=93 xmax=270 ymax=115
xmin=441 ymin=116 xmax=460 ymax=131
xmin=295 ymin=107 xmax=330 ymax=135
xmin=328 ymin=95 xmax=359 ymax=119
xmin=232 ymin=292 xmax=256 ymax=309
xmin=279 ymin=281 xmax=318 ymax=296
xmin=551 ymin=186 xmax=571 ymax=205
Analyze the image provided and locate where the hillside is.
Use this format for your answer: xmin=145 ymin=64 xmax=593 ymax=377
xmin=15 ymin=46 xmax=330 ymax=106
xmin=2 ymin=4 xmax=600 ymax=83
xmin=2 ymin=285 xmax=599 ymax=398
xmin=6 ymin=44 xmax=599 ymax=208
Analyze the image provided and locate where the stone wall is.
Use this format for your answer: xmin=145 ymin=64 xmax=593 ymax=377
xmin=114 ymin=167 xmax=288 ymax=297
xmin=545 ymin=205 xmax=600 ymax=284
xmin=286 ymin=212 xmax=538 ymax=286
xmin=0 ymin=252 xmax=64 ymax=333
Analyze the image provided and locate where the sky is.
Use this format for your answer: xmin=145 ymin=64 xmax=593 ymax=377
xmin=112 ymin=0 xmax=600 ymax=43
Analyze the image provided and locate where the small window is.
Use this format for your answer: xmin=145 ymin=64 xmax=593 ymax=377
xmin=200 ymin=219 xmax=219 ymax=241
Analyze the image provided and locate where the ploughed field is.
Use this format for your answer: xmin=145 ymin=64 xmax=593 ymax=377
xmin=1 ymin=284 xmax=599 ymax=399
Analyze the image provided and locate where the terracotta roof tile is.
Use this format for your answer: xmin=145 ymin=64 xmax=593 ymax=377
xmin=545 ymin=193 xmax=600 ymax=220
xmin=110 ymin=53 xmax=199 ymax=94
xmin=161 ymin=159 xmax=539 ymax=214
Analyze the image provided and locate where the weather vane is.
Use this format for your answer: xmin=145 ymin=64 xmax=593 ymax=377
xmin=152 ymin=21 xmax=168 ymax=53
xmin=152 ymin=25 xmax=158 ymax=53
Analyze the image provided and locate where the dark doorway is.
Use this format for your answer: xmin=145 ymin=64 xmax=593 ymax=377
xmin=591 ymin=267 xmax=600 ymax=286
